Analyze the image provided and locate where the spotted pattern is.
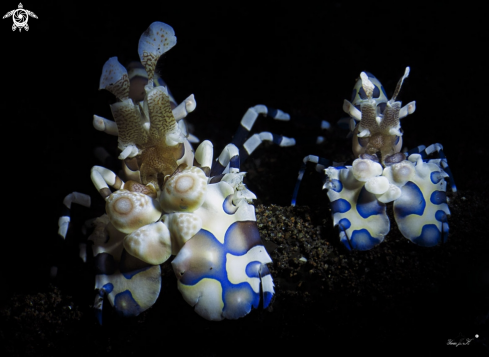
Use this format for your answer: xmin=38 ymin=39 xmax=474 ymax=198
xmin=430 ymin=190 xmax=447 ymax=205
xmin=83 ymin=21 xmax=274 ymax=325
xmin=89 ymin=217 xmax=161 ymax=324
xmin=348 ymin=229 xmax=382 ymax=251
xmin=393 ymin=159 xmax=450 ymax=246
xmin=322 ymin=69 xmax=452 ymax=250
xmin=357 ymin=186 xmax=386 ymax=219
xmin=223 ymin=194 xmax=239 ymax=214
xmin=394 ymin=182 xmax=426 ymax=219
xmin=328 ymin=179 xmax=343 ymax=192
xmin=325 ymin=156 xmax=450 ymax=250
xmin=172 ymin=218 xmax=273 ymax=320
xmin=326 ymin=166 xmax=389 ymax=250
xmin=331 ymin=198 xmax=351 ymax=214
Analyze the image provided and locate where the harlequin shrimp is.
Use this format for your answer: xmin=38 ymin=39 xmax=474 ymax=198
xmin=292 ymin=67 xmax=456 ymax=251
xmin=56 ymin=21 xmax=297 ymax=323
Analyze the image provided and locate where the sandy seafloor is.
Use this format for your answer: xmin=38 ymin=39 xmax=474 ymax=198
xmin=2 ymin=2 xmax=488 ymax=356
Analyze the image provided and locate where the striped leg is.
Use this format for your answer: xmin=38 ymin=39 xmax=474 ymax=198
xmin=93 ymin=147 xmax=145 ymax=189
xmin=211 ymin=144 xmax=241 ymax=176
xmin=210 ymin=132 xmax=297 ymax=177
xmin=52 ymin=192 xmax=91 ymax=278
xmin=232 ymin=105 xmax=291 ymax=147
xmin=58 ymin=192 xmax=92 ymax=239
xmin=193 ymin=140 xmax=214 ymax=177
xmin=90 ymin=166 xmax=125 ymax=199
xmin=291 ymin=155 xmax=332 ymax=206
xmin=93 ymin=147 xmax=122 ymax=173
xmin=239 ymin=132 xmax=296 ymax=163
xmin=232 ymin=104 xmax=326 ymax=148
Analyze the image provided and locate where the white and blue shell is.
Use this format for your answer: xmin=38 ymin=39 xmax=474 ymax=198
xmin=323 ymin=68 xmax=452 ymax=250
xmin=325 ymin=154 xmax=450 ymax=250
xmin=58 ymin=21 xmax=275 ymax=323
xmin=172 ymin=179 xmax=274 ymax=320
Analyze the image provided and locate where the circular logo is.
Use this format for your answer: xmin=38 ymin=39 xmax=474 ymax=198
xmin=12 ymin=9 xmax=28 ymax=28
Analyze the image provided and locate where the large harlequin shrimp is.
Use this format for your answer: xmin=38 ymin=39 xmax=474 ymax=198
xmin=292 ymin=67 xmax=456 ymax=251
xmin=56 ymin=21 xmax=283 ymax=322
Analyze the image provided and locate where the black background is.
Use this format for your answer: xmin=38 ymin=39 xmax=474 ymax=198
xmin=2 ymin=1 xmax=488 ymax=356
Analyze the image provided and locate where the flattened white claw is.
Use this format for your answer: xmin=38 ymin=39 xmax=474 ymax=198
xmin=160 ymin=166 xmax=208 ymax=213
xmin=352 ymin=159 xmax=383 ymax=182
xmin=177 ymin=279 xmax=224 ymax=321
xmin=163 ymin=212 xmax=202 ymax=254
xmin=123 ymin=221 xmax=172 ymax=265
xmin=376 ymin=184 xmax=402 ymax=203
xmin=365 ymin=176 xmax=390 ymax=194
xmin=383 ymin=160 xmax=415 ymax=187
xmin=393 ymin=154 xmax=450 ymax=246
xmin=106 ymin=190 xmax=162 ymax=234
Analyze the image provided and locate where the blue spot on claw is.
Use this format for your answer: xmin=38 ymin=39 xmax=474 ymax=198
xmin=338 ymin=218 xmax=351 ymax=231
xmin=100 ymin=283 xmax=114 ymax=295
xmin=223 ymin=194 xmax=238 ymax=214
xmin=395 ymin=181 xmax=426 ymax=218
xmin=331 ymin=199 xmax=351 ymax=214
xmin=330 ymin=179 xmax=343 ymax=192
xmin=430 ymin=191 xmax=447 ymax=205
xmin=245 ymin=261 xmax=262 ymax=278
xmin=347 ymin=229 xmax=381 ymax=251
xmin=430 ymin=171 xmax=443 ymax=184
xmin=435 ymin=210 xmax=447 ymax=222
xmin=114 ymin=290 xmax=142 ymax=317
xmin=357 ymin=187 xmax=385 ymax=219
xmin=411 ymin=224 xmax=441 ymax=247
